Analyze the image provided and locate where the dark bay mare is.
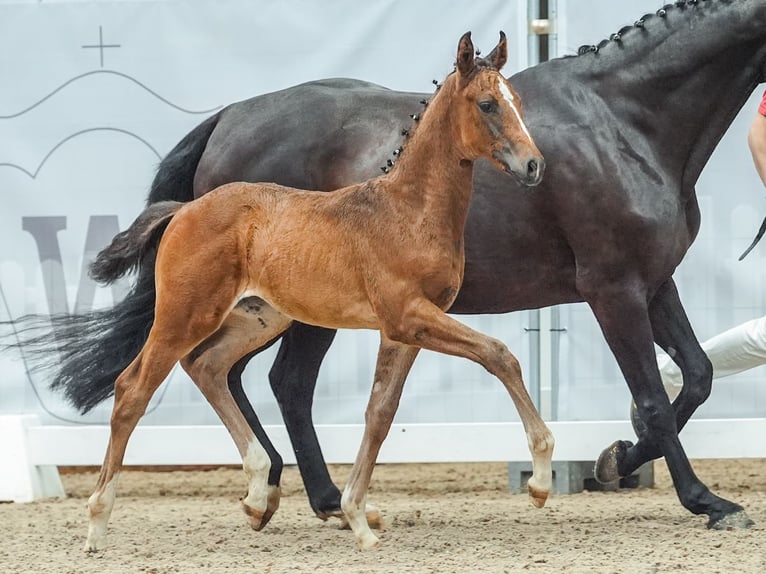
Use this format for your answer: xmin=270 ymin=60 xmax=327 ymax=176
xmin=20 ymin=0 xmax=765 ymax=531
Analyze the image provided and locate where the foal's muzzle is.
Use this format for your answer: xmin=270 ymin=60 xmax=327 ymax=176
xmin=524 ymin=157 xmax=545 ymax=186
xmin=496 ymin=151 xmax=545 ymax=187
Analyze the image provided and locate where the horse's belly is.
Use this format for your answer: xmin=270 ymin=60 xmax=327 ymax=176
xmin=249 ymin=272 xmax=379 ymax=331
xmin=262 ymin=292 xmax=378 ymax=330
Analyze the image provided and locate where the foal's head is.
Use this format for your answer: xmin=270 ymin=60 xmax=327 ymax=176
xmin=446 ymin=32 xmax=544 ymax=186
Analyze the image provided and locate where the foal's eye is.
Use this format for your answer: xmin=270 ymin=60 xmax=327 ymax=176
xmin=478 ymin=100 xmax=497 ymax=114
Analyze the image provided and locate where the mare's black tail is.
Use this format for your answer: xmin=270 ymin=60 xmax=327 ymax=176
xmin=3 ymin=113 xmax=219 ymax=413
xmin=146 ymin=111 xmax=220 ymax=203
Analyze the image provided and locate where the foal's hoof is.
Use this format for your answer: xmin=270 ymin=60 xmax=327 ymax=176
xmin=241 ymin=486 xmax=281 ymax=531
xmin=527 ymin=480 xmax=550 ymax=508
xmin=84 ymin=521 xmax=108 ymax=552
xmin=356 ymin=531 xmax=381 ymax=550
xmin=708 ymin=510 xmax=755 ymax=531
xmin=83 ymin=538 xmax=105 ymax=553
xmin=335 ymin=504 xmax=384 ymax=531
xmin=594 ymin=440 xmax=633 ymax=484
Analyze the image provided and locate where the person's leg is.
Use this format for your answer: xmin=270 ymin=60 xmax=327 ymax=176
xmin=659 ymin=315 xmax=766 ymax=399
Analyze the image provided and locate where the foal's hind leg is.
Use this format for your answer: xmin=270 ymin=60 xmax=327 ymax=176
xmin=180 ymin=298 xmax=292 ymax=531
xmin=85 ymin=334 xmax=203 ymax=551
xmin=85 ymin=236 xmax=244 ymax=551
xmin=215 ymin=318 xmax=383 ymax=530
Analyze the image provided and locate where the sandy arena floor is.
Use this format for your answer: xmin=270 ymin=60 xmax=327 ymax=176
xmin=2 ymin=459 xmax=765 ymax=574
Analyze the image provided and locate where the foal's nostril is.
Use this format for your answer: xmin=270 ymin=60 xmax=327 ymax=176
xmin=527 ymin=159 xmax=539 ymax=178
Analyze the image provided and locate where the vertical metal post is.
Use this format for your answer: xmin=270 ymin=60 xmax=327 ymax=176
xmin=545 ymin=0 xmax=560 ymax=421
xmin=526 ymin=0 xmax=558 ymax=419
xmin=525 ymin=0 xmax=544 ymax=411
xmin=550 ymin=305 xmax=562 ymax=421
xmin=526 ymin=310 xmax=541 ymax=409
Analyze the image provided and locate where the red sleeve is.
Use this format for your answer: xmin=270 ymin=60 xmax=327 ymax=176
xmin=759 ymin=91 xmax=766 ymax=117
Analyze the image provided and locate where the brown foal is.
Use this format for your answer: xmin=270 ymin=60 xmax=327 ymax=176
xmin=85 ymin=31 xmax=552 ymax=551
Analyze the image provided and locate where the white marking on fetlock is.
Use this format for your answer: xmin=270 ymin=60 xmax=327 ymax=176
xmin=341 ymin=489 xmax=380 ymax=549
xmin=84 ymin=475 xmax=119 ymax=552
xmin=526 ymin=432 xmax=554 ymax=507
xmin=338 ymin=502 xmax=384 ymax=530
xmin=241 ymin=439 xmax=275 ymax=515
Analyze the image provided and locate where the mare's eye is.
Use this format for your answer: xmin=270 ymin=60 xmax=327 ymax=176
xmin=478 ymin=100 xmax=497 ymax=113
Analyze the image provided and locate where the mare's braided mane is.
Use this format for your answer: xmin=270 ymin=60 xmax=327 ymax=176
xmin=573 ymin=0 xmax=726 ymax=56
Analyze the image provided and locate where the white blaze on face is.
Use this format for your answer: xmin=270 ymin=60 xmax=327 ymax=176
xmin=497 ymin=75 xmax=533 ymax=141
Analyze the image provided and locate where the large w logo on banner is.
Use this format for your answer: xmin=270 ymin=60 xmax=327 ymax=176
xmin=22 ymin=215 xmax=129 ymax=316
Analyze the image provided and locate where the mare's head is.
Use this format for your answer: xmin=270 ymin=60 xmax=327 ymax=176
xmin=448 ymin=31 xmax=544 ymax=186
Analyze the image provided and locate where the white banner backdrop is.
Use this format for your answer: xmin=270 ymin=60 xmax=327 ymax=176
xmin=0 ymin=0 xmax=534 ymax=426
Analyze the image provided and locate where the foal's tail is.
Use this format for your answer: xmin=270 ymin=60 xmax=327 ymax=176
xmin=90 ymin=201 xmax=182 ymax=284
xmin=5 ymin=202 xmax=182 ymax=413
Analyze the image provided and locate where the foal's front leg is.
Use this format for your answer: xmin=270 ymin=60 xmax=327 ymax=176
xmin=382 ymin=299 xmax=554 ymax=509
xmin=341 ymin=337 xmax=420 ymax=549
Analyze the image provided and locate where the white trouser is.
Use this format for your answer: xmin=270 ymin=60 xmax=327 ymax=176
xmin=657 ymin=315 xmax=766 ymax=400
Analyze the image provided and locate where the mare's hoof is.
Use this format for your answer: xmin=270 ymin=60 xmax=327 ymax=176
xmin=241 ymin=487 xmax=281 ymax=531
xmin=629 ymin=401 xmax=648 ymax=438
xmin=594 ymin=440 xmax=633 ymax=484
xmin=708 ymin=510 xmax=755 ymax=530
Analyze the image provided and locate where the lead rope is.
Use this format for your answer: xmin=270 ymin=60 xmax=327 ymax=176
xmin=738 ymin=215 xmax=766 ymax=260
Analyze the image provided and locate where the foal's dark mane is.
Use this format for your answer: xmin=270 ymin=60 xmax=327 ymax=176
xmin=381 ymin=53 xmax=500 ymax=175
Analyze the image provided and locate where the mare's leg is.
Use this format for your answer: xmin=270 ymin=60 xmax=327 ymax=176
xmin=629 ymin=279 xmax=713 ymax=441
xmin=181 ymin=298 xmax=292 ymax=531
xmin=266 ymin=323 xmax=345 ymax=519
xmin=341 ymin=337 xmax=420 ymax=549
xmin=587 ymin=282 xmax=752 ymax=529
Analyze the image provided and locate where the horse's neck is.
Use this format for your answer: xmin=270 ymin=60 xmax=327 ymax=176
xmin=383 ymin=93 xmax=475 ymax=236
xmin=575 ymin=2 xmax=766 ymax=187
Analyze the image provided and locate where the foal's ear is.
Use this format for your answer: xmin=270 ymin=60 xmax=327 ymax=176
xmin=456 ymin=31 xmax=475 ymax=77
xmin=486 ymin=31 xmax=508 ymax=71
